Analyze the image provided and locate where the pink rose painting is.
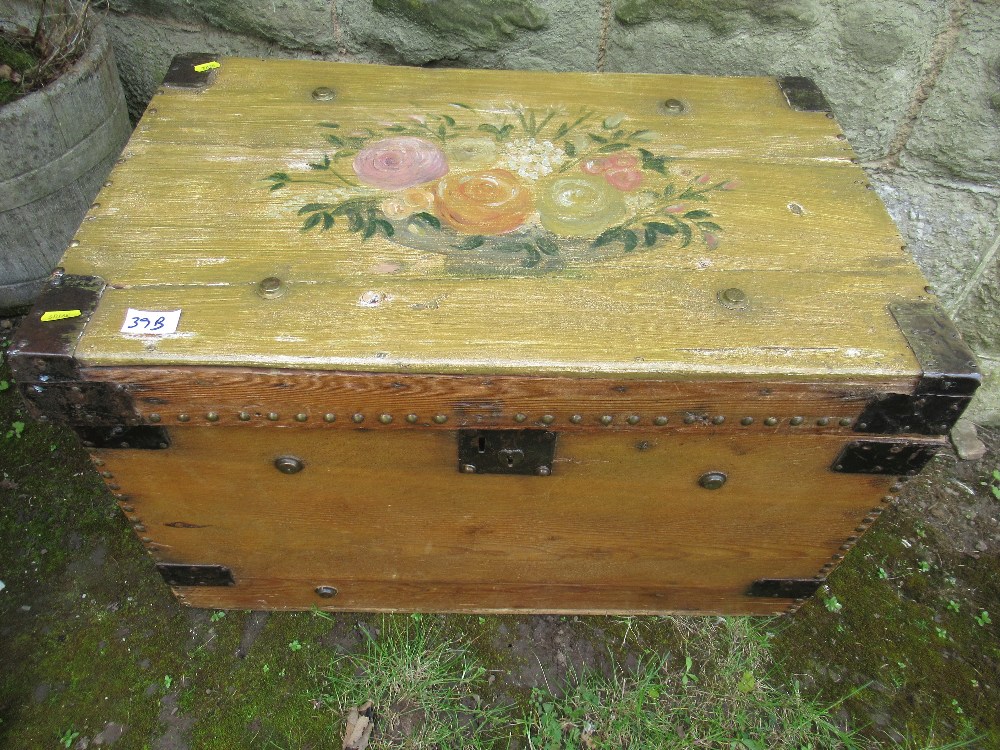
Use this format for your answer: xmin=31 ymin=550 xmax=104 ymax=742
xmin=352 ymin=137 xmax=448 ymax=191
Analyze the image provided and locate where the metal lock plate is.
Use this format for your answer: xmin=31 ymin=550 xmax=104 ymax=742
xmin=457 ymin=430 xmax=557 ymax=475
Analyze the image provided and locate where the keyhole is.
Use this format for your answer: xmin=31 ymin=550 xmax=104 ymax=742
xmin=506 ymin=454 xmax=515 ymax=468
xmin=477 ymin=436 xmax=487 ymax=453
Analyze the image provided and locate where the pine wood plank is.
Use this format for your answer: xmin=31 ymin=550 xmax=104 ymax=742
xmin=84 ymin=366 xmax=916 ymax=429
xmin=95 ymin=427 xmax=912 ymax=614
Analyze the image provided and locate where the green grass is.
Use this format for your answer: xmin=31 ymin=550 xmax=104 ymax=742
xmin=0 ymin=33 xmax=39 ymax=106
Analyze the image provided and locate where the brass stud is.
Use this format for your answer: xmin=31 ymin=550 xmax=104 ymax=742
xmin=352 ymin=413 xmax=365 ymax=423
xmin=662 ymin=98 xmax=686 ymax=114
xmin=101 ymin=471 xmax=113 ymax=478
xmin=790 ymin=416 xmax=804 ymax=426
xmin=134 ymin=524 xmax=146 ymax=532
xmin=70 ymin=239 xmax=80 ymax=247
xmin=570 ymin=414 xmax=583 ymax=424
xmin=816 ymin=417 xmax=830 ymax=426
xmin=765 ymin=417 xmax=778 ymax=426
xmin=379 ymin=414 xmax=393 ymax=424
xmin=311 ymin=86 xmax=336 ymax=101
xmin=600 ymin=415 xmax=613 ymax=425
xmin=654 ymin=416 xmax=668 ymax=426
xmin=121 ymin=505 xmax=134 ymax=513
xmin=178 ymin=413 xmax=190 ymax=422
xmin=627 ymin=415 xmax=640 ymax=425
xmin=461 ymin=463 xmax=477 ymax=473
xmin=274 ymin=456 xmax=305 ymax=474
xmin=514 ymin=413 xmax=527 ymax=423
xmin=536 ymin=465 xmax=552 ymax=476
xmin=718 ymin=287 xmax=749 ymax=309
xmin=683 ymin=415 xmax=697 ymax=424
xmin=541 ymin=414 xmax=555 ymax=425
xmin=92 ymin=459 xmax=104 ymax=466
xmin=315 ymin=585 xmax=338 ymax=598
xmin=206 ymin=412 xmax=220 ymax=422
xmin=267 ymin=412 xmax=280 ymax=421
xmin=839 ymin=418 xmax=852 ymax=427
xmin=239 ymin=411 xmax=251 ymax=421
xmin=433 ymin=414 xmax=448 ymax=424
xmin=741 ymin=416 xmax=753 ymax=426
xmin=698 ymin=471 xmax=727 ymax=490
xmin=149 ymin=413 xmax=161 ymax=423
xmin=324 ymin=413 xmax=337 ymax=423
xmin=712 ymin=415 xmax=725 ymax=425
xmin=406 ymin=414 xmax=418 ymax=423
xmin=295 ymin=413 xmax=309 ymax=422
xmin=257 ymin=276 xmax=284 ymax=299
xmin=141 ymin=537 xmax=152 ymax=543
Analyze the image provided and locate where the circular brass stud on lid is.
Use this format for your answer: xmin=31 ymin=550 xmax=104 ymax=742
xmin=405 ymin=414 xmax=418 ymax=423
xmin=741 ymin=416 xmax=754 ymax=426
xmin=654 ymin=416 xmax=668 ymax=426
xmin=274 ymin=456 xmax=305 ymax=474
xmin=239 ymin=411 xmax=252 ymax=421
xmin=540 ymin=414 xmax=555 ymax=425
xmin=352 ymin=413 xmax=365 ymax=424
xmin=433 ymin=414 xmax=448 ymax=424
xmin=570 ymin=414 xmax=583 ymax=424
xmin=627 ymin=415 xmax=641 ymax=425
xmin=379 ymin=414 xmax=393 ymax=424
xmin=718 ymin=287 xmax=749 ymax=310
xmin=661 ymin=98 xmax=686 ymax=114
xmin=712 ymin=415 xmax=725 ymax=425
xmin=764 ymin=417 xmax=778 ymax=426
xmin=600 ymin=415 xmax=613 ymax=425
xmin=178 ymin=413 xmax=191 ymax=423
xmin=790 ymin=416 xmax=804 ymax=426
xmin=295 ymin=413 xmax=309 ymax=422
xmin=257 ymin=276 xmax=284 ymax=299
xmin=206 ymin=411 xmax=220 ymax=422
xmin=514 ymin=413 xmax=527 ymax=423
xmin=311 ymin=86 xmax=336 ymax=101
xmin=324 ymin=413 xmax=337 ymax=423
xmin=315 ymin=585 xmax=338 ymax=598
xmin=267 ymin=412 xmax=280 ymax=421
xmin=698 ymin=471 xmax=727 ymax=490
xmin=149 ymin=413 xmax=161 ymax=423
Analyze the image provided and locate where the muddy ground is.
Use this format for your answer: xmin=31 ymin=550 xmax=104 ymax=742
xmin=1 ymin=320 xmax=998 ymax=748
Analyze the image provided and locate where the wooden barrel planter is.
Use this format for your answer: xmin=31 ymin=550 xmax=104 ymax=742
xmin=0 ymin=24 xmax=130 ymax=311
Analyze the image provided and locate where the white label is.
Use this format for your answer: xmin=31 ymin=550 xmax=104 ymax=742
xmin=121 ymin=309 xmax=181 ymax=335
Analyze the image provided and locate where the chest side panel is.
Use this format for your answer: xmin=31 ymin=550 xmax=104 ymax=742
xmin=94 ymin=427 xmax=913 ymax=615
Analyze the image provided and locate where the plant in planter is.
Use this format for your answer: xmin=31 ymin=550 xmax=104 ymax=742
xmin=0 ymin=0 xmax=131 ymax=311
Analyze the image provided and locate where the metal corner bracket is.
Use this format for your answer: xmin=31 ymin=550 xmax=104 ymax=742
xmin=162 ymin=53 xmax=220 ymax=89
xmin=831 ymin=440 xmax=939 ymax=475
xmin=856 ymin=301 xmax=981 ymax=435
xmin=747 ymin=579 xmax=823 ymax=599
xmin=776 ymin=77 xmax=832 ymax=112
xmin=157 ymin=564 xmax=235 ymax=587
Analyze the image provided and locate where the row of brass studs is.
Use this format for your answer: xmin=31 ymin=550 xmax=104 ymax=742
xmin=148 ymin=411 xmax=856 ymax=427
xmin=92 ymin=457 xmax=153 ymax=544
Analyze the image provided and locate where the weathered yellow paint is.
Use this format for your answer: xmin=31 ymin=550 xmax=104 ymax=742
xmin=62 ymin=58 xmax=929 ymax=379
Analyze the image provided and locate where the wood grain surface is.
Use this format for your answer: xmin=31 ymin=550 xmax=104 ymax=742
xmin=54 ymin=58 xmax=929 ymax=380
xmin=84 ymin=365 xmax=917 ymax=431
xmin=92 ymin=427 xmax=928 ymax=614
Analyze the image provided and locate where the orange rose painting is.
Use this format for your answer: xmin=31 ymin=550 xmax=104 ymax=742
xmin=264 ymin=106 xmax=736 ymax=273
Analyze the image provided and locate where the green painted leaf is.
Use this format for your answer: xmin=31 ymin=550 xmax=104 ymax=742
xmin=455 ymin=235 xmax=486 ymax=250
xmin=411 ymin=211 xmax=441 ymax=229
xmin=587 ymin=133 xmax=609 ymax=144
xmin=592 ymin=227 xmax=624 ymax=248
xmin=374 ymin=219 xmax=395 ymax=238
xmin=564 ymin=141 xmax=576 ymax=157
xmin=325 ymin=134 xmax=344 ymax=147
xmin=478 ymin=123 xmax=501 ymax=136
xmin=299 ymin=203 xmax=334 ymax=214
xmin=302 ymin=213 xmax=322 ymax=232
xmin=678 ymin=222 xmax=692 ymax=248
xmin=269 ymin=183 xmax=285 ymax=191
xmin=361 ymin=221 xmax=377 ymax=239
xmin=386 ymin=125 xmax=407 ymax=132
xmin=334 ymin=150 xmax=357 ymax=159
xmin=622 ymin=229 xmax=638 ymax=252
xmin=318 ymin=122 xmax=340 ymax=129
xmin=438 ymin=123 xmax=447 ymax=138
xmin=264 ymin=172 xmax=290 ymax=182
xmin=522 ymin=248 xmax=542 ymax=267
xmin=449 ymin=102 xmax=474 ymax=110
xmin=499 ymin=124 xmax=514 ymax=139
xmin=536 ymin=237 xmax=559 ymax=256
xmin=684 ymin=210 xmax=712 ymax=219
xmin=644 ymin=225 xmax=657 ymax=246
xmin=662 ymin=184 xmax=675 ymax=198
xmin=597 ymin=143 xmax=630 ymax=153
xmin=441 ymin=114 xmax=456 ymax=126
xmin=696 ymin=221 xmax=722 ymax=232
xmin=348 ymin=212 xmax=365 ymax=232
xmin=554 ymin=123 xmax=569 ymax=139
xmin=321 ymin=212 xmax=334 ymax=230
xmin=647 ymin=221 xmax=677 ymax=236
xmin=308 ymin=154 xmax=331 ymax=170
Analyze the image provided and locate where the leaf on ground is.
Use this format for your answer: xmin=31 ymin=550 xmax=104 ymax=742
xmin=343 ymin=700 xmax=374 ymax=750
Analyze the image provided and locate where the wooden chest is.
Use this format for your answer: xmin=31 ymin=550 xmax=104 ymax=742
xmin=10 ymin=57 xmax=981 ymax=615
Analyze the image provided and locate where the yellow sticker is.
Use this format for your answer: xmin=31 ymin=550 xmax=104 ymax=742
xmin=40 ymin=310 xmax=82 ymax=322
xmin=193 ymin=61 xmax=220 ymax=73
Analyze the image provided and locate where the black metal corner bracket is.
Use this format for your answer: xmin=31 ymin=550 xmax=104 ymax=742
xmin=776 ymin=77 xmax=831 ymax=112
xmin=747 ymin=579 xmax=823 ymax=599
xmin=856 ymin=301 xmax=981 ymax=436
xmin=831 ymin=440 xmax=939 ymax=475
xmin=157 ymin=564 xmax=235 ymax=587
xmin=9 ymin=271 xmax=162 ymax=447
xmin=163 ymin=53 xmax=220 ymax=89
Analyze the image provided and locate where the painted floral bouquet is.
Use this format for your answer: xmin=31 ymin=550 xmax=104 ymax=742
xmin=265 ymin=106 xmax=736 ymax=274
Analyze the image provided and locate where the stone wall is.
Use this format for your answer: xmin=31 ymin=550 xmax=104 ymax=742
xmin=9 ymin=0 xmax=999 ymax=424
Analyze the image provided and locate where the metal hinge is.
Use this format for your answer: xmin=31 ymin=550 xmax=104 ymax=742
xmin=831 ymin=440 xmax=939 ymax=475
xmin=856 ymin=301 xmax=980 ymax=435
xmin=156 ymin=564 xmax=234 ymax=587
xmin=747 ymin=579 xmax=823 ymax=599
xmin=457 ymin=430 xmax=557 ymax=476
